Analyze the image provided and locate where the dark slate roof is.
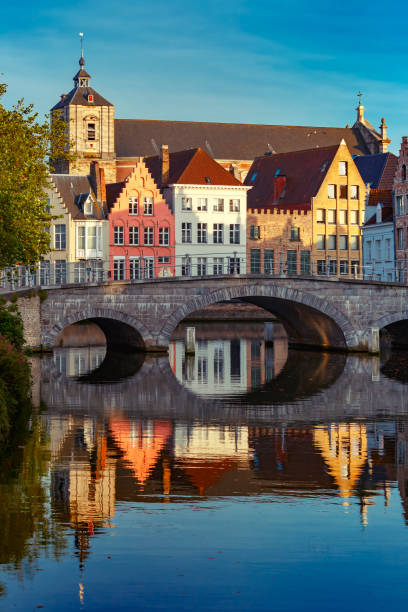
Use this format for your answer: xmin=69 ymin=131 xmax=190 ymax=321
xmin=144 ymin=147 xmax=242 ymax=187
xmin=245 ymin=145 xmax=339 ymax=209
xmin=364 ymin=206 xmax=393 ymax=226
xmin=106 ymin=181 xmax=125 ymax=209
xmin=50 ymin=174 xmax=105 ymax=220
xmin=115 ymin=119 xmax=371 ymax=160
xmin=354 ymin=152 xmax=398 ymax=189
xmin=51 ymin=86 xmax=113 ymax=110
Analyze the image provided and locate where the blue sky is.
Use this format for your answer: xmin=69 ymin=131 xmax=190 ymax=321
xmin=0 ymin=0 xmax=406 ymax=152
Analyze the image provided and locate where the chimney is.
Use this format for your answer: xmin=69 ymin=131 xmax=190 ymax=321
xmin=60 ymin=94 xmax=66 ymax=102
xmin=161 ymin=144 xmax=169 ymax=186
xmin=90 ymin=162 xmax=106 ymax=203
xmin=379 ymin=117 xmax=390 ymax=153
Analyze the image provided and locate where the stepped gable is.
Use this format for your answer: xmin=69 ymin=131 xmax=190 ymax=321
xmin=50 ymin=174 xmax=105 ymax=220
xmin=354 ymin=152 xmax=398 ymax=190
xmin=144 ymin=147 xmax=242 ymax=187
xmin=115 ymin=119 xmax=370 ymax=160
xmin=245 ymin=145 xmax=339 ymax=210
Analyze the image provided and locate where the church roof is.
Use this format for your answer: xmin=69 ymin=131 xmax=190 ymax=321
xmin=51 ymin=86 xmax=113 ymax=110
xmin=115 ymin=118 xmax=372 ymax=160
xmin=245 ymin=144 xmax=340 ymax=209
xmin=144 ymin=147 xmax=242 ymax=187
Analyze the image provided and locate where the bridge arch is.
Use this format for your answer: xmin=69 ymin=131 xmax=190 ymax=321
xmin=43 ymin=307 xmax=154 ymax=350
xmin=369 ymin=310 xmax=408 ymax=349
xmin=158 ymin=283 xmax=358 ymax=350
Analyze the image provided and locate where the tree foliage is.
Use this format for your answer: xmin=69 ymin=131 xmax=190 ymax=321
xmin=0 ymin=83 xmax=72 ymax=268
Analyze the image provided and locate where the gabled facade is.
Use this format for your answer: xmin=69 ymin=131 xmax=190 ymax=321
xmin=245 ymin=141 xmax=367 ymax=277
xmin=393 ymin=137 xmax=408 ymax=283
xmin=106 ymin=158 xmax=174 ymax=280
xmin=145 ymin=147 xmax=250 ymax=277
xmin=362 ymin=198 xmax=395 ymax=282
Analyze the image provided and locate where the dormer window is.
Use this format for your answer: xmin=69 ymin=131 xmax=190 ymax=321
xmin=87 ymin=123 xmax=96 ymax=141
xmin=84 ymin=199 xmax=93 ymax=216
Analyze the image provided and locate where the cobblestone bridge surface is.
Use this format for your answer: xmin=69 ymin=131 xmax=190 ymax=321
xmin=12 ymin=275 xmax=408 ymax=352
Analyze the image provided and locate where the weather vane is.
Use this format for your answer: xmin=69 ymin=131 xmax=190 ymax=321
xmin=79 ymin=32 xmax=84 ymax=57
xmin=357 ymin=91 xmax=363 ymax=106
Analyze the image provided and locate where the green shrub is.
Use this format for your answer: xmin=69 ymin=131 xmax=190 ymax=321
xmin=0 ymin=335 xmax=31 ymax=441
xmin=0 ymin=301 xmax=25 ymax=351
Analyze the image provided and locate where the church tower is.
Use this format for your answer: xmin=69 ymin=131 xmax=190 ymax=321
xmin=51 ymin=45 xmax=116 ymax=182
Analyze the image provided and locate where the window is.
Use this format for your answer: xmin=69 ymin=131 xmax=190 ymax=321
xmin=264 ymin=249 xmax=274 ymax=274
xmin=317 ymin=260 xmax=326 ymax=275
xmin=350 ymin=235 xmax=359 ymax=251
xmin=350 ymin=185 xmax=359 ymax=200
xmin=250 ymin=225 xmax=260 ymax=240
xmin=351 ymin=260 xmax=360 ymax=275
xmin=229 ymin=257 xmax=240 ymax=274
xmin=366 ymin=241 xmax=372 ymax=261
xmin=328 ymin=260 xmax=337 ymax=276
xmin=317 ymin=234 xmax=326 ymax=250
xmin=350 ymin=210 xmax=359 ymax=225
xmin=328 ymin=184 xmax=337 ymax=199
xmin=250 ymin=249 xmax=261 ymax=273
xmin=328 ymin=209 xmax=336 ymax=224
xmin=144 ymin=226 xmax=154 ymax=245
xmin=144 ymin=197 xmax=153 ymax=215
xmin=398 ymin=228 xmax=404 ymax=250
xmin=129 ymin=197 xmax=138 ymax=215
xmin=144 ymin=257 xmax=154 ymax=279
xmin=181 ymin=256 xmax=191 ymax=276
xmin=55 ymin=224 xmax=66 ymax=250
xmin=129 ymin=226 xmax=139 ymax=245
xmin=40 ymin=260 xmax=50 ymax=285
xmin=87 ymin=226 xmax=97 ymax=250
xmin=197 ymin=357 xmax=208 ymax=384
xmin=339 ymin=185 xmax=348 ymax=199
xmin=213 ymin=198 xmax=224 ymax=212
xmin=339 ymin=161 xmax=347 ymax=176
xmin=290 ymin=227 xmax=300 ymax=241
xmin=375 ymin=239 xmax=381 ymax=261
xmin=287 ymin=250 xmax=297 ymax=274
xmin=113 ymin=257 xmax=125 ymax=280
xmin=197 ymin=223 xmax=208 ymax=243
xmin=229 ymin=199 xmax=240 ymax=212
xmin=197 ymin=198 xmax=207 ymax=211
xmin=159 ymin=227 xmax=169 ymax=245
xmin=340 ymin=260 xmax=349 ymax=275
xmin=87 ymin=123 xmax=96 ymax=141
xmin=213 ymin=257 xmax=224 ymax=275
xmin=385 ymin=238 xmax=391 ymax=260
xmin=339 ymin=210 xmax=348 ymax=225
xmin=114 ymin=226 xmax=124 ymax=245
xmin=181 ymin=197 xmax=192 ymax=211
xmin=213 ymin=223 xmax=224 ymax=243
xmin=84 ymin=199 xmax=93 ymax=215
xmin=403 ymin=165 xmax=407 ymax=181
xmin=78 ymin=226 xmax=86 ymax=250
xmin=197 ymin=257 xmax=207 ymax=276
xmin=55 ymin=260 xmax=67 ymax=284
xmin=316 ymin=209 xmax=325 ymax=223
xmin=158 ymin=256 xmax=170 ymax=264
xmin=182 ymin=222 xmax=192 ymax=243
xmin=214 ymin=345 xmax=225 ymax=384
xmin=74 ymin=261 xmax=85 ymax=283
xmin=327 ymin=234 xmax=337 ymax=251
xmin=229 ymin=224 xmax=240 ymax=244
xmin=396 ymin=196 xmax=404 ymax=217
xmin=129 ymin=257 xmax=141 ymax=280
xmin=339 ymin=235 xmax=348 ymax=250
xmin=301 ymin=251 xmax=310 ymax=275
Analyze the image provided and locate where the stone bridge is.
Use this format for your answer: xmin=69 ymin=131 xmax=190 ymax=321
xmin=15 ymin=274 xmax=408 ymax=353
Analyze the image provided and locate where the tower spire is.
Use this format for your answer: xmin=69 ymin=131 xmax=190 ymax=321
xmin=74 ymin=33 xmax=90 ymax=88
xmin=356 ymin=91 xmax=365 ymax=123
xmin=79 ymin=32 xmax=85 ymax=67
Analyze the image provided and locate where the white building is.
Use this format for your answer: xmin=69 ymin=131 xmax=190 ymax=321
xmin=145 ymin=146 xmax=250 ymax=276
xmin=362 ymin=199 xmax=395 ymax=282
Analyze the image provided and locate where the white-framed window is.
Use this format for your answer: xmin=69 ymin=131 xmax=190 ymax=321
xmin=40 ymin=260 xmax=50 ymax=285
xmin=350 ymin=210 xmax=359 ymax=225
xmin=84 ymin=199 xmax=93 ymax=216
xmin=197 ymin=257 xmax=207 ymax=276
xmin=350 ymin=185 xmax=359 ymax=200
xmin=350 ymin=235 xmax=359 ymax=251
xmin=129 ymin=197 xmax=139 ymax=215
xmin=144 ymin=257 xmax=154 ymax=279
xmin=113 ymin=256 xmax=125 ymax=280
xmin=328 ymin=184 xmax=336 ymax=199
xmin=250 ymin=225 xmax=261 ymax=239
xmin=213 ymin=257 xmax=224 ymax=275
xmin=129 ymin=226 xmax=139 ymax=245
xmin=74 ymin=261 xmax=86 ymax=283
xmin=197 ymin=198 xmax=207 ymax=211
xmin=213 ymin=223 xmax=224 ymax=243
xmin=114 ymin=226 xmax=124 ymax=245
xmin=129 ymin=257 xmax=141 ymax=280
xmin=87 ymin=226 xmax=97 ymax=250
xmin=339 ymin=235 xmax=348 ymax=250
xmin=339 ymin=210 xmax=347 ymax=225
xmin=328 ymin=260 xmax=337 ymax=276
xmin=87 ymin=123 xmax=96 ymax=141
xmin=55 ymin=224 xmax=66 ymax=250
xmin=317 ymin=260 xmax=326 ymax=275
xmin=182 ymin=222 xmax=192 ymax=243
xmin=328 ymin=235 xmax=337 ymax=250
xmin=229 ymin=199 xmax=240 ymax=212
xmin=78 ymin=226 xmax=86 ymax=250
xmin=339 ymin=161 xmax=347 ymax=176
xmin=328 ymin=209 xmax=336 ymax=224
xmin=181 ymin=256 xmax=191 ymax=276
xmin=181 ymin=197 xmax=192 ymax=211
xmin=398 ymin=228 xmax=404 ymax=250
xmin=385 ymin=238 xmax=391 ymax=260
xmin=213 ymin=198 xmax=224 ymax=212
xmin=316 ymin=209 xmax=325 ymax=223
xmin=144 ymin=197 xmax=153 ymax=215
xmin=159 ymin=227 xmax=169 ymax=245
xmin=340 ymin=260 xmax=348 ymax=275
xmin=197 ymin=223 xmax=207 ymax=243
xmin=229 ymin=224 xmax=240 ymax=244
xmin=158 ymin=256 xmax=171 ymax=264
xmin=229 ymin=257 xmax=240 ymax=274
xmin=55 ymin=260 xmax=67 ymax=284
xmin=316 ymin=234 xmax=325 ymax=250
xmin=144 ymin=226 xmax=154 ymax=245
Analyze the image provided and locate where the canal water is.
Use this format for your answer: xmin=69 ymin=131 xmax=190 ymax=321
xmin=1 ymin=321 xmax=408 ymax=611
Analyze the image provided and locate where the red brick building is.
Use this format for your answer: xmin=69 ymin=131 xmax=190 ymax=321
xmin=394 ymin=137 xmax=408 ymax=282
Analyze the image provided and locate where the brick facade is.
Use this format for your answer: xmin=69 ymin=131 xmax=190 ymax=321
xmin=394 ymin=137 xmax=408 ymax=282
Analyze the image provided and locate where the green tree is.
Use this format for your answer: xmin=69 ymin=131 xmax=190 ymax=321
xmin=0 ymin=83 xmax=72 ymax=268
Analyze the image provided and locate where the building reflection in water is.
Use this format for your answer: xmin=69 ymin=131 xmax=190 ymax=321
xmin=53 ymin=346 xmax=107 ymax=377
